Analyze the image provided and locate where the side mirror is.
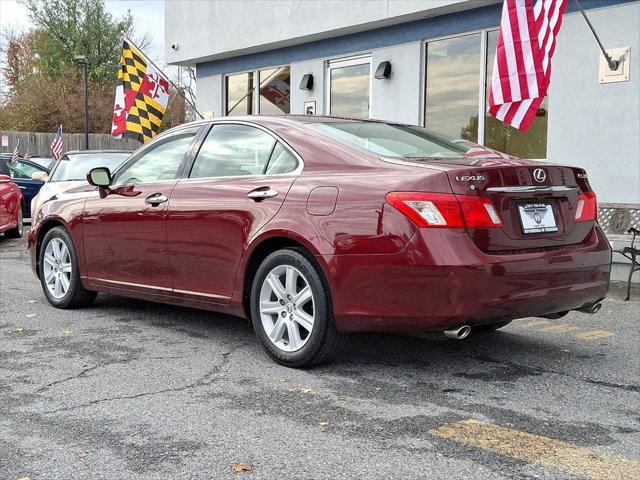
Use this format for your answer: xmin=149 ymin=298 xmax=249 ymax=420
xmin=87 ymin=167 xmax=112 ymax=188
xmin=0 ymin=174 xmax=11 ymax=183
xmin=31 ymin=171 xmax=49 ymax=182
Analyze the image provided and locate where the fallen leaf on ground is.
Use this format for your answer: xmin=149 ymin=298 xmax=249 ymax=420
xmin=17 ymin=477 xmax=32 ymax=480
xmin=27 ymin=300 xmax=37 ymax=304
xmin=298 ymin=388 xmax=313 ymax=394
xmin=561 ymin=349 xmax=570 ymax=353
xmin=231 ymin=463 xmax=253 ymax=473
xmin=79 ymin=451 xmax=88 ymax=458
xmin=15 ymin=327 xmax=24 ymax=332
xmin=63 ymin=329 xmax=73 ymax=335
xmin=25 ymin=314 xmax=36 ymax=318
xmin=319 ymin=421 xmax=329 ymax=426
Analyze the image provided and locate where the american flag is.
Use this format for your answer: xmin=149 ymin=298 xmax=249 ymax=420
xmin=10 ymin=139 xmax=20 ymax=164
xmin=50 ymin=125 xmax=63 ymax=160
xmin=488 ymin=0 xmax=569 ymax=131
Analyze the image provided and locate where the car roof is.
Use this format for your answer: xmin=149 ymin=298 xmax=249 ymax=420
xmin=174 ymin=115 xmax=390 ymax=129
xmin=64 ymin=149 xmax=133 ymax=155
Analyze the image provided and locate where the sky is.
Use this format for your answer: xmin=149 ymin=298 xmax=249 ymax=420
xmin=0 ymin=0 xmax=166 ymax=63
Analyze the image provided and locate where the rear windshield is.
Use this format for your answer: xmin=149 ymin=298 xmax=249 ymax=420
xmin=310 ymin=122 xmax=469 ymax=159
xmin=50 ymin=153 xmax=130 ymax=182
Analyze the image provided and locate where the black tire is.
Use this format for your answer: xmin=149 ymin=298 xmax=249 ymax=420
xmin=39 ymin=226 xmax=97 ymax=309
xmin=5 ymin=206 xmax=23 ymax=238
xmin=474 ymin=320 xmax=512 ymax=333
xmin=250 ymin=248 xmax=344 ymax=368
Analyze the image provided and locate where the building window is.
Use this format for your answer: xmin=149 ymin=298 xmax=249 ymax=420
xmin=226 ymin=72 xmax=254 ymax=116
xmin=259 ymin=66 xmax=291 ymax=114
xmin=483 ymin=30 xmax=547 ymax=159
xmin=226 ymin=66 xmax=291 ymax=116
xmin=327 ymin=56 xmax=371 ymax=118
xmin=425 ymin=31 xmax=548 ymax=158
xmin=426 ymin=33 xmax=481 ymax=142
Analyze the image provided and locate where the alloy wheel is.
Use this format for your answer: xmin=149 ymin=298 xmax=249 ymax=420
xmin=43 ymin=237 xmax=72 ymax=299
xmin=259 ymin=265 xmax=315 ymax=352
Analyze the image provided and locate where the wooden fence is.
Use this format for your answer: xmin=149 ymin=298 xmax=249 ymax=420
xmin=0 ymin=130 xmax=141 ymax=156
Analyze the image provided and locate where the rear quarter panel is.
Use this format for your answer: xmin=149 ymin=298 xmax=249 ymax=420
xmin=235 ymin=123 xmax=455 ymax=308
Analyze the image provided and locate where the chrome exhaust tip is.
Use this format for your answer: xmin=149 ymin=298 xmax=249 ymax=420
xmin=444 ymin=325 xmax=471 ymax=340
xmin=577 ymin=302 xmax=602 ymax=315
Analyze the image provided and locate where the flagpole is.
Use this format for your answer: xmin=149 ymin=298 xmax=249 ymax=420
xmin=125 ymin=38 xmax=204 ymax=120
xmin=574 ymin=0 xmax=620 ymax=71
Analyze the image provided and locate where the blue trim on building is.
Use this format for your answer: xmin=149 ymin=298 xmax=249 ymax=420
xmin=197 ymin=0 xmax=635 ymax=78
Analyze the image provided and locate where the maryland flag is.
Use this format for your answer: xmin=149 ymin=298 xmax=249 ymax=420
xmin=111 ymin=40 xmax=170 ymax=143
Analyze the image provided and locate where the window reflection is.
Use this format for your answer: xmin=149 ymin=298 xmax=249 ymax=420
xmin=484 ymin=29 xmax=548 ymax=158
xmin=259 ymin=66 xmax=291 ymax=114
xmin=330 ymin=62 xmax=370 ymax=118
xmin=190 ymin=124 xmax=275 ymax=178
xmin=226 ymin=72 xmax=254 ymax=116
xmin=425 ymin=33 xmax=481 ymax=142
xmin=116 ymin=128 xmax=199 ymax=184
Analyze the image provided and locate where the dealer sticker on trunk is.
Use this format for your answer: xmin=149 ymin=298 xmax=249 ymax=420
xmin=518 ymin=203 xmax=558 ymax=234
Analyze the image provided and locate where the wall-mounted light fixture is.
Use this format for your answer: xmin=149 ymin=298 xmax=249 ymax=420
xmin=374 ymin=61 xmax=392 ymax=79
xmin=299 ymin=73 xmax=314 ymax=90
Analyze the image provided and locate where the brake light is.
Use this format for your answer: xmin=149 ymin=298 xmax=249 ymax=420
xmin=386 ymin=192 xmax=503 ymax=228
xmin=575 ymin=191 xmax=597 ymax=222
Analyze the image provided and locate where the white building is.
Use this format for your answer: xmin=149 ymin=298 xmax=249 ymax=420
xmin=166 ymin=0 xmax=640 ymax=280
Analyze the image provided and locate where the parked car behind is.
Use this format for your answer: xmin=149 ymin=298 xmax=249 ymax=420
xmin=28 ymin=116 xmax=611 ymax=367
xmin=30 ymin=150 xmax=131 ymax=219
xmin=0 ymin=174 xmax=24 ymax=238
xmin=0 ymin=155 xmax=50 ymax=221
xmin=28 ymin=156 xmax=56 ymax=171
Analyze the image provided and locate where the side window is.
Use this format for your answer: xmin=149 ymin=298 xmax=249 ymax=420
xmin=8 ymin=165 xmax=29 ymax=179
xmin=115 ymin=127 xmax=199 ymax=185
xmin=190 ymin=124 xmax=275 ymax=178
xmin=9 ymin=161 xmax=43 ymax=179
xmin=265 ymin=143 xmax=298 ymax=175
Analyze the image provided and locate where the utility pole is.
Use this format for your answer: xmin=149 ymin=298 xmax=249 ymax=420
xmin=75 ymin=55 xmax=90 ymax=150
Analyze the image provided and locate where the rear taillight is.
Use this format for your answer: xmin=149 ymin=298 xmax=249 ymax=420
xmin=386 ymin=192 xmax=503 ymax=228
xmin=575 ymin=191 xmax=597 ymax=222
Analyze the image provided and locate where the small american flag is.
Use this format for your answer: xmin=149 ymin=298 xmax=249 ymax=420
xmin=488 ymin=0 xmax=569 ymax=131
xmin=10 ymin=139 xmax=20 ymax=164
xmin=50 ymin=125 xmax=63 ymax=160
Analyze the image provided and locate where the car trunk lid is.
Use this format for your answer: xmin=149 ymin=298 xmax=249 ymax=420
xmin=386 ymin=155 xmax=595 ymax=252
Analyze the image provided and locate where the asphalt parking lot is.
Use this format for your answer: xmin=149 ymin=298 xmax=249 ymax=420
xmin=1 ymin=232 xmax=639 ymax=480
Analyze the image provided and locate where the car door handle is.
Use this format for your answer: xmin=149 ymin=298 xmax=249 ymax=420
xmin=247 ymin=189 xmax=278 ymax=201
xmin=145 ymin=193 xmax=169 ymax=206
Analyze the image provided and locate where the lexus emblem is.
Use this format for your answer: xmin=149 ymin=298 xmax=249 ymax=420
xmin=533 ymin=168 xmax=547 ymax=183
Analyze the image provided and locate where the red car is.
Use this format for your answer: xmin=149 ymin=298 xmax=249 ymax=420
xmin=0 ymin=174 xmax=24 ymax=239
xmin=28 ymin=117 xmax=611 ymax=367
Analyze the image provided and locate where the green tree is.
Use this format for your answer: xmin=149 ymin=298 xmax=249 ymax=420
xmin=21 ymin=0 xmax=135 ymax=81
xmin=0 ymin=0 xmax=186 ymax=136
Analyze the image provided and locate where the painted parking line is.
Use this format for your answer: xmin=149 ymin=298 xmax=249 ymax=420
xmin=513 ymin=319 xmax=551 ymax=328
xmin=511 ymin=319 xmax=616 ymax=341
xmin=574 ymin=330 xmax=616 ymax=341
xmin=431 ymin=419 xmax=640 ymax=480
xmin=538 ymin=323 xmax=581 ymax=334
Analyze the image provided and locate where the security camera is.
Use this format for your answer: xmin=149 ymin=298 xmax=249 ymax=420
xmin=171 ymin=43 xmax=179 ymax=51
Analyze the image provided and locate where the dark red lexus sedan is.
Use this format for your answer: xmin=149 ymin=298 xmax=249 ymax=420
xmin=28 ymin=116 xmax=611 ymax=367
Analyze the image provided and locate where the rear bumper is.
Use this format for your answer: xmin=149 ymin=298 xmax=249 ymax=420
xmin=322 ymin=226 xmax=611 ymax=332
